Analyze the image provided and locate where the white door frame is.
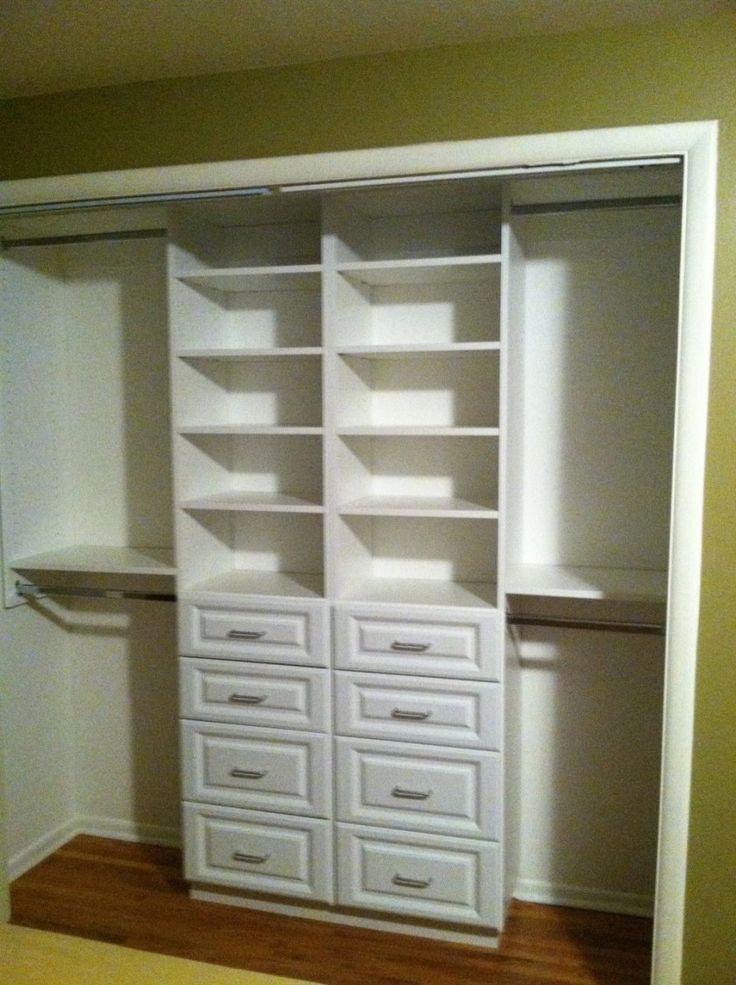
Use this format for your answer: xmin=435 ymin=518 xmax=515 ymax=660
xmin=0 ymin=121 xmax=718 ymax=985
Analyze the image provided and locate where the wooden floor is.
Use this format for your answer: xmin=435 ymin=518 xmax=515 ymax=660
xmin=11 ymin=836 xmax=653 ymax=985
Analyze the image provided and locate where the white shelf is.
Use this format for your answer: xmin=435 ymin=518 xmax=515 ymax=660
xmin=335 ymin=343 xmax=500 ymax=358
xmin=184 ymin=569 xmax=324 ymax=599
xmin=339 ymin=496 xmax=498 ymax=518
xmin=176 ymin=347 xmax=322 ymax=360
xmin=337 ymin=256 xmax=501 ymax=286
xmin=181 ymin=492 xmax=323 ymax=513
xmin=178 ymin=425 xmax=324 ymax=436
xmin=337 ymin=426 xmax=500 ymax=437
xmin=506 ymin=564 xmax=668 ymax=603
xmin=341 ymin=577 xmax=498 ymax=609
xmin=176 ymin=266 xmax=321 ymax=292
xmin=11 ymin=545 xmax=176 ymax=577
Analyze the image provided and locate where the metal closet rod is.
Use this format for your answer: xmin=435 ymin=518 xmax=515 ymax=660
xmin=507 ymin=613 xmax=665 ymax=635
xmin=511 ymin=194 xmax=681 ymax=216
xmin=16 ymin=582 xmax=177 ymax=603
xmin=14 ymin=584 xmax=665 ymax=633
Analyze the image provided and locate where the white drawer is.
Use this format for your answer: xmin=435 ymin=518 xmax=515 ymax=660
xmin=182 ymin=720 xmax=331 ymax=817
xmin=184 ymin=802 xmax=333 ymax=902
xmin=336 ymin=737 xmax=500 ymax=839
xmin=180 ymin=658 xmax=330 ymax=731
xmin=337 ymin=823 xmax=501 ymax=927
xmin=334 ymin=605 xmax=500 ymax=680
xmin=335 ymin=672 xmax=501 ymax=749
xmin=179 ymin=599 xmax=328 ymax=665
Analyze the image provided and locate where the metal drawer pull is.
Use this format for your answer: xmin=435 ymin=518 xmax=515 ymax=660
xmin=391 ymin=786 xmax=432 ymax=800
xmin=228 ymin=693 xmax=267 ymax=705
xmin=232 ymin=851 xmax=270 ymax=864
xmin=392 ymin=873 xmax=432 ymax=889
xmin=390 ymin=641 xmax=430 ymax=653
xmin=391 ymin=708 xmax=431 ymax=721
xmin=227 ymin=630 xmax=265 ymax=640
xmin=230 ymin=768 xmax=268 ymax=779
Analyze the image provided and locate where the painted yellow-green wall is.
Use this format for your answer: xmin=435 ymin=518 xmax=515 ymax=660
xmin=0 ymin=752 xmax=8 ymax=922
xmin=1 ymin=13 xmax=734 ymax=983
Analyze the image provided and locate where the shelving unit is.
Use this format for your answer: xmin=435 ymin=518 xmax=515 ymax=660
xmin=0 ymin=162 xmax=682 ymax=952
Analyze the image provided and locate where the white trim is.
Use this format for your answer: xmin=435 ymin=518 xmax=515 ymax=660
xmin=515 ymin=879 xmax=654 ymax=918
xmin=7 ymin=819 xmax=77 ymax=880
xmin=0 ymin=121 xmax=718 ymax=985
xmin=191 ymin=885 xmax=501 ymax=948
xmin=651 ymin=124 xmax=718 ymax=985
xmin=0 ymin=124 xmax=708 ymax=210
xmin=8 ymin=818 xmax=181 ymax=881
xmin=75 ymin=816 xmax=181 ymax=849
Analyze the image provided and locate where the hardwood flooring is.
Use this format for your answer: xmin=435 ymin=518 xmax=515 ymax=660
xmin=10 ymin=835 xmax=653 ymax=985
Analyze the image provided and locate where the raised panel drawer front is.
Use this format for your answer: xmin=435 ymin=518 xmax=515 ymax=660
xmin=334 ymin=605 xmax=500 ymax=680
xmin=182 ymin=721 xmax=331 ymax=817
xmin=335 ymin=672 xmax=501 ymax=749
xmin=183 ymin=802 xmax=334 ymax=901
xmin=337 ymin=823 xmax=501 ymax=927
xmin=180 ymin=658 xmax=330 ymax=731
xmin=336 ymin=737 xmax=500 ymax=839
xmin=179 ymin=599 xmax=328 ymax=665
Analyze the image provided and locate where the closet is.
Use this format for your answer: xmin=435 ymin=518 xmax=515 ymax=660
xmin=0 ymin=158 xmax=681 ymax=947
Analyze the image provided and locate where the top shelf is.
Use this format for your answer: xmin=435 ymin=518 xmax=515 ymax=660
xmin=506 ymin=564 xmax=668 ymax=603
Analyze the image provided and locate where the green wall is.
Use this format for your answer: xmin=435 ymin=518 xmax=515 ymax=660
xmin=1 ymin=13 xmax=734 ymax=982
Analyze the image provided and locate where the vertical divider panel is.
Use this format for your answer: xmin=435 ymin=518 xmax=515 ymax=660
xmin=499 ymin=188 xmax=521 ymax=915
xmin=321 ymin=196 xmax=339 ymax=603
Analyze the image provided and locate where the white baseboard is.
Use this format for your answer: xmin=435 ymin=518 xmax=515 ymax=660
xmin=515 ymin=878 xmax=654 ymax=917
xmin=7 ymin=819 xmax=79 ymax=880
xmin=76 ymin=815 xmax=181 ymax=848
xmin=8 ymin=816 xmax=181 ymax=881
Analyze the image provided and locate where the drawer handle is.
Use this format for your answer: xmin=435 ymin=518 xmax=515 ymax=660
xmin=232 ymin=851 xmax=270 ymax=864
xmin=228 ymin=693 xmax=267 ymax=705
xmin=390 ymin=641 xmax=430 ymax=653
xmin=230 ymin=768 xmax=268 ymax=780
xmin=391 ymin=708 xmax=431 ymax=721
xmin=391 ymin=786 xmax=432 ymax=801
xmin=392 ymin=873 xmax=432 ymax=889
xmin=227 ymin=630 xmax=266 ymax=640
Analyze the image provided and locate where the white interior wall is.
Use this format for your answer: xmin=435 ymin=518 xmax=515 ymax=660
xmin=516 ymin=628 xmax=664 ymax=913
xmin=69 ymin=599 xmax=180 ymax=841
xmin=0 ymin=603 xmax=76 ymax=876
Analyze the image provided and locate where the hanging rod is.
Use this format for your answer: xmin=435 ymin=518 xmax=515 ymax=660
xmin=507 ymin=614 xmax=665 ymax=636
xmin=16 ymin=582 xmax=177 ymax=603
xmin=3 ymin=228 xmax=166 ymax=249
xmin=511 ymin=194 xmax=681 ymax=216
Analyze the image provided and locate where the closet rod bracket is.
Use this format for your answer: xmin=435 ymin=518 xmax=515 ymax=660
xmin=15 ymin=581 xmax=177 ymax=603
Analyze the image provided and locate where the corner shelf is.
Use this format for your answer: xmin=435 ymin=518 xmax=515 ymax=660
xmin=177 ymin=347 xmax=323 ymax=360
xmin=182 ymin=570 xmax=324 ymax=600
xmin=338 ymin=496 xmax=498 ymax=518
xmin=335 ymin=343 xmax=500 ymax=358
xmin=339 ymin=577 xmax=498 ymax=609
xmin=336 ymin=256 xmax=502 ymax=286
xmin=178 ymin=426 xmax=324 ymax=436
xmin=176 ymin=266 xmax=321 ymax=292
xmin=336 ymin=426 xmax=499 ymax=437
xmin=181 ymin=492 xmax=324 ymax=513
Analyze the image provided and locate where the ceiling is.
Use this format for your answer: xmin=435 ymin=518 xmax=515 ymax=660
xmin=0 ymin=0 xmax=730 ymax=101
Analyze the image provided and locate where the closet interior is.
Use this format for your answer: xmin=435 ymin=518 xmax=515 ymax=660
xmin=0 ymin=158 xmax=681 ymax=946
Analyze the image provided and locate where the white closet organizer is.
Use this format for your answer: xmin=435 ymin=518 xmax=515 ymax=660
xmin=0 ymin=162 xmax=681 ymax=947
